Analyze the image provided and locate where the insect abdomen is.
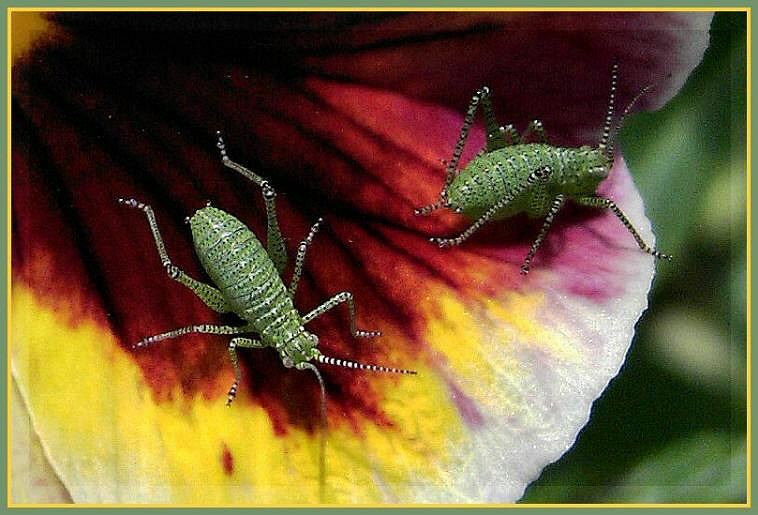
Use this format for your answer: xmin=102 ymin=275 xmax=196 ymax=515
xmin=190 ymin=207 xmax=299 ymax=335
xmin=449 ymin=144 xmax=555 ymax=217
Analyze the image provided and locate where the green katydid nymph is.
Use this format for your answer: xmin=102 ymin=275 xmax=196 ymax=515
xmin=416 ymin=62 xmax=672 ymax=274
xmin=120 ymin=133 xmax=416 ymax=499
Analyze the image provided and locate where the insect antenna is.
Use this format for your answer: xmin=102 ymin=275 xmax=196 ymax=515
xmin=300 ymin=362 xmax=327 ymax=503
xmin=605 ymin=74 xmax=666 ymax=159
xmin=597 ymin=61 xmax=619 ymax=157
xmin=316 ymin=354 xmax=417 ymax=375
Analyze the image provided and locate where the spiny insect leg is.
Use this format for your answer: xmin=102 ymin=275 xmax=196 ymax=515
xmin=226 ymin=336 xmax=264 ymax=407
xmin=133 ymin=323 xmax=251 ymax=349
xmin=216 ymin=131 xmax=267 ymax=187
xmin=118 ymin=198 xmax=230 ymax=313
xmin=430 ymin=197 xmax=512 ymax=248
xmin=302 ymin=291 xmax=381 ymax=338
xmin=414 ymin=197 xmax=447 ymax=217
xmin=480 ymin=88 xmax=508 ymax=152
xmin=501 ymin=124 xmax=521 ymax=146
xmin=432 ymin=166 xmax=553 ymax=247
xmin=522 ymin=119 xmax=549 ymax=144
xmin=521 ymin=194 xmax=566 ymax=275
xmin=415 ymin=86 xmax=487 ymax=216
xmin=289 ymin=218 xmax=324 ymax=298
xmin=216 ymin=131 xmax=288 ymax=274
xmin=444 ymin=87 xmax=486 ymax=189
xmin=576 ymin=196 xmax=673 ymax=261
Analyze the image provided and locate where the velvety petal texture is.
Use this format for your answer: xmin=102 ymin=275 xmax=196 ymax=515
xmin=11 ymin=11 xmax=711 ymax=504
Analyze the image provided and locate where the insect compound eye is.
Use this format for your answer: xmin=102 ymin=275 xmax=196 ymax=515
xmin=282 ymin=356 xmax=294 ymax=368
xmin=309 ymin=334 xmax=319 ymax=345
xmin=531 ymin=168 xmax=550 ymax=181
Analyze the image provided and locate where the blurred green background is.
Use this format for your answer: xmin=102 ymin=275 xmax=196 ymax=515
xmin=522 ymin=12 xmax=747 ymax=504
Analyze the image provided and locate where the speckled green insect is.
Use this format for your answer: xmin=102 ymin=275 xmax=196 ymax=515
xmin=120 ymin=133 xmax=415 ymax=496
xmin=416 ymin=63 xmax=672 ymax=274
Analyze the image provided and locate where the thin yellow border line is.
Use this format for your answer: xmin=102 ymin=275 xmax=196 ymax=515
xmin=5 ymin=6 xmax=750 ymax=509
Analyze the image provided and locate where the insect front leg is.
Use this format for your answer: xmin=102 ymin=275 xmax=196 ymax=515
xmin=302 ymin=291 xmax=381 ymax=338
xmin=216 ymin=132 xmax=288 ymax=275
xmin=520 ymin=194 xmax=566 ymax=275
xmin=118 ymin=198 xmax=231 ymax=313
xmin=575 ymin=196 xmax=672 ymax=260
xmin=226 ymin=336 xmax=264 ymax=407
xmin=133 ymin=323 xmax=253 ymax=349
xmin=289 ymin=217 xmax=324 ymax=298
xmin=431 ymin=166 xmax=554 ymax=248
xmin=415 ymin=87 xmax=491 ymax=216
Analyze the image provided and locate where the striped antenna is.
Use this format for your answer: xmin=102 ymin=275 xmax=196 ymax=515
xmin=597 ymin=61 xmax=619 ymax=154
xmin=316 ymin=354 xmax=417 ymax=375
xmin=605 ymin=78 xmax=662 ymax=160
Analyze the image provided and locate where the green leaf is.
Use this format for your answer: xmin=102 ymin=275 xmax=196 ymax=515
xmin=607 ymin=432 xmax=746 ymax=503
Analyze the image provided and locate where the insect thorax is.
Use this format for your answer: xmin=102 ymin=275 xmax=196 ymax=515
xmin=447 ymin=144 xmax=610 ymax=219
xmin=279 ymin=330 xmax=321 ymax=368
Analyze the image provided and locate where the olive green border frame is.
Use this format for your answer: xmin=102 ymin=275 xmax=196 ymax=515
xmin=2 ymin=3 xmax=751 ymax=513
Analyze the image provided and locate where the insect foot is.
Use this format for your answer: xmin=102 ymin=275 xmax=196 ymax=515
xmin=417 ymin=62 xmax=672 ymax=272
xmin=429 ymin=236 xmax=459 ymax=248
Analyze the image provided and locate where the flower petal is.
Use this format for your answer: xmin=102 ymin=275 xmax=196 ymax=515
xmin=10 ymin=379 xmax=71 ymax=504
xmin=301 ymin=12 xmax=713 ymax=142
xmin=11 ymin=11 xmax=710 ymax=503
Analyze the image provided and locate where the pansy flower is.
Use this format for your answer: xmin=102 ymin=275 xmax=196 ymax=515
xmin=11 ymin=11 xmax=712 ymax=504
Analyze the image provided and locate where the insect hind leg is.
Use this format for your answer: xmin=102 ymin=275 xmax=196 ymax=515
xmin=216 ymin=132 xmax=288 ymax=275
xmin=432 ymin=166 xmax=553 ymax=248
xmin=576 ymin=196 xmax=672 ymax=260
xmin=415 ymin=87 xmax=494 ymax=216
xmin=118 ymin=198 xmax=231 ymax=313
xmin=480 ymin=88 xmax=509 ymax=152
